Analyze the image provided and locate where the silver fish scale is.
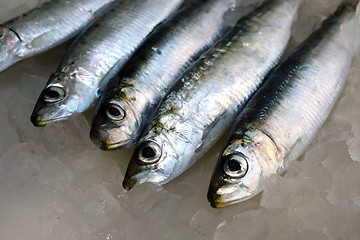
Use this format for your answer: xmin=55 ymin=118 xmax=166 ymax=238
xmin=3 ymin=0 xmax=116 ymax=58
xmin=31 ymin=0 xmax=183 ymax=126
xmin=56 ymin=0 xmax=183 ymax=91
xmin=259 ymin=30 xmax=351 ymax=164
xmin=207 ymin=2 xmax=358 ymax=208
xmin=151 ymin=0 xmax=299 ymax=158
xmin=129 ymin=0 xmax=233 ymax=106
xmin=124 ymin=0 xmax=301 ymax=188
xmin=91 ymin=0 xmax=237 ymax=149
xmin=227 ymin=4 xmax=356 ymax=166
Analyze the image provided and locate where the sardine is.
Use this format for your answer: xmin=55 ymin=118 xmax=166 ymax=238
xmin=123 ymin=0 xmax=302 ymax=190
xmin=0 ymin=0 xmax=117 ymax=72
xmin=30 ymin=0 xmax=183 ymax=127
xmin=207 ymin=1 xmax=359 ymax=208
xmin=90 ymin=0 xmax=238 ymax=150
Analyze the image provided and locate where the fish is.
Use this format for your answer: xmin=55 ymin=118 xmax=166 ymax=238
xmin=207 ymin=0 xmax=359 ymax=208
xmin=30 ymin=0 xmax=183 ymax=127
xmin=90 ymin=0 xmax=239 ymax=150
xmin=123 ymin=0 xmax=302 ymax=190
xmin=0 ymin=0 xmax=117 ymax=72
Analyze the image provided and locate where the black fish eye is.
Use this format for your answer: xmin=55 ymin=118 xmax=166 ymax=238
xmin=138 ymin=141 xmax=162 ymax=164
xmin=43 ymin=86 xmax=65 ymax=103
xmin=142 ymin=146 xmax=156 ymax=159
xmin=105 ymin=103 xmax=125 ymax=121
xmin=223 ymin=153 xmax=248 ymax=178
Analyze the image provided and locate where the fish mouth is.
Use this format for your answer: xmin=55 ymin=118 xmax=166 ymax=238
xmin=207 ymin=192 xmax=242 ymax=208
xmin=208 ymin=182 xmax=259 ymax=208
xmin=31 ymin=120 xmax=47 ymax=127
xmin=123 ymin=165 xmax=169 ymax=191
xmin=90 ymin=129 xmax=133 ymax=150
xmin=122 ymin=176 xmax=137 ymax=191
xmin=30 ymin=114 xmax=70 ymax=127
xmin=207 ymin=189 xmax=225 ymax=208
xmin=210 ymin=199 xmax=238 ymax=208
xmin=209 ymin=199 xmax=228 ymax=208
xmin=122 ymin=163 xmax=143 ymax=191
xmin=122 ymin=158 xmax=156 ymax=191
xmin=207 ymin=180 xmax=240 ymax=208
xmin=103 ymin=140 xmax=132 ymax=150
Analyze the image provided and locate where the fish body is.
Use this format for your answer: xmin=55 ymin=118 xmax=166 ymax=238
xmin=90 ymin=0 xmax=237 ymax=150
xmin=208 ymin=1 xmax=359 ymax=208
xmin=0 ymin=0 xmax=117 ymax=72
xmin=30 ymin=0 xmax=183 ymax=127
xmin=123 ymin=0 xmax=302 ymax=190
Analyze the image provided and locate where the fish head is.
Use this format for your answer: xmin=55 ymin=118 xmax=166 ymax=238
xmin=31 ymin=65 xmax=97 ymax=126
xmin=90 ymin=84 xmax=145 ymax=150
xmin=208 ymin=129 xmax=279 ymax=208
xmin=123 ymin=128 xmax=189 ymax=190
xmin=90 ymin=97 xmax=137 ymax=150
xmin=0 ymin=27 xmax=22 ymax=72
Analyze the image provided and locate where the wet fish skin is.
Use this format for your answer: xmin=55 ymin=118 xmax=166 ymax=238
xmin=90 ymin=0 xmax=236 ymax=150
xmin=0 ymin=0 xmax=117 ymax=72
xmin=123 ymin=0 xmax=302 ymax=190
xmin=208 ymin=1 xmax=359 ymax=208
xmin=30 ymin=0 xmax=183 ymax=127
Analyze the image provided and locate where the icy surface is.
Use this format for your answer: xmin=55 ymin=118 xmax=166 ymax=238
xmin=0 ymin=0 xmax=359 ymax=239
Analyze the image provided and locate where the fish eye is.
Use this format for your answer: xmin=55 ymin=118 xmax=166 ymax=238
xmin=223 ymin=153 xmax=248 ymax=178
xmin=105 ymin=103 xmax=125 ymax=121
xmin=43 ymin=85 xmax=65 ymax=103
xmin=138 ymin=141 xmax=162 ymax=164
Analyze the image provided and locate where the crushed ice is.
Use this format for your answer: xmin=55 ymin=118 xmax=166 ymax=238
xmin=0 ymin=0 xmax=359 ymax=239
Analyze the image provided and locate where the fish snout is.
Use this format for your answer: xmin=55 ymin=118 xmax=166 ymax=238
xmin=122 ymin=176 xmax=137 ymax=191
xmin=207 ymin=183 xmax=239 ymax=208
xmin=207 ymin=177 xmax=224 ymax=208
xmin=30 ymin=113 xmax=47 ymax=127
xmin=90 ymin=128 xmax=110 ymax=150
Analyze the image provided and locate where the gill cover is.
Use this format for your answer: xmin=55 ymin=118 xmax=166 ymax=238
xmin=0 ymin=27 xmax=22 ymax=72
xmin=208 ymin=129 xmax=281 ymax=208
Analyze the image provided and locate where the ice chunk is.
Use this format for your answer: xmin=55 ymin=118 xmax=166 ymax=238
xmin=71 ymin=163 xmax=124 ymax=195
xmin=39 ymin=115 xmax=93 ymax=154
xmin=37 ymin=201 xmax=93 ymax=240
xmin=35 ymin=157 xmax=73 ymax=184
xmin=213 ymin=209 xmax=270 ymax=240
xmin=261 ymin=175 xmax=306 ymax=209
xmin=321 ymin=141 xmax=350 ymax=173
xmin=327 ymin=159 xmax=360 ymax=210
xmin=285 ymin=155 xmax=333 ymax=194
xmin=0 ymin=4 xmax=10 ymax=22
xmin=347 ymin=124 xmax=360 ymax=162
xmin=0 ymin=0 xmax=359 ymax=239
xmin=0 ymin=143 xmax=47 ymax=186
xmin=119 ymin=183 xmax=185 ymax=239
xmin=0 ymin=100 xmax=19 ymax=156
xmin=284 ymin=192 xmax=333 ymax=233
xmin=6 ymin=89 xmax=43 ymax=143
xmin=0 ymin=0 xmax=49 ymax=22
xmin=92 ymin=224 xmax=137 ymax=240
xmin=75 ymin=185 xmax=123 ymax=229
xmin=18 ymin=73 xmax=47 ymax=102
xmin=120 ymin=183 xmax=181 ymax=219
xmin=190 ymin=208 xmax=220 ymax=238
xmin=318 ymin=115 xmax=351 ymax=143
xmin=333 ymin=95 xmax=360 ymax=125
xmin=291 ymin=0 xmax=340 ymax=44
xmin=325 ymin=207 xmax=360 ymax=240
